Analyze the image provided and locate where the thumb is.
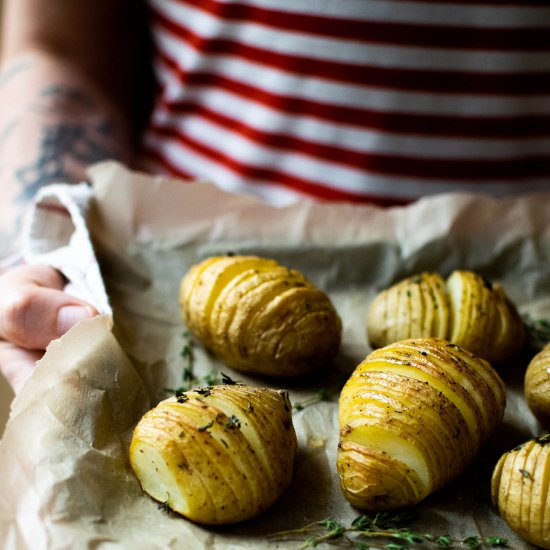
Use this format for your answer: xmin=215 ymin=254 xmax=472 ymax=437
xmin=0 ymin=286 xmax=98 ymax=350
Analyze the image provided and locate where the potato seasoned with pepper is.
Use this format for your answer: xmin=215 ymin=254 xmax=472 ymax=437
xmin=129 ymin=383 xmax=297 ymax=524
xmin=367 ymin=270 xmax=524 ymax=365
xmin=491 ymin=434 xmax=550 ymax=549
xmin=524 ymin=342 xmax=550 ymax=426
xmin=180 ymin=255 xmax=342 ymax=377
xmin=337 ymin=338 xmax=506 ymax=510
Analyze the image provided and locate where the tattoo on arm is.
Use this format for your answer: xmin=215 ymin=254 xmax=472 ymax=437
xmin=0 ymin=80 xmax=130 ymax=257
xmin=14 ymin=84 xmax=128 ymax=204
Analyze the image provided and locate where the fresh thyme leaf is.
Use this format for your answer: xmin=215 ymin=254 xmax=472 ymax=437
xmin=157 ymin=500 xmax=170 ymax=513
xmin=486 ymin=536 xmax=508 ymax=547
xmin=175 ymin=390 xmax=188 ymax=403
xmin=203 ymin=372 xmax=219 ymax=386
xmin=166 ymin=333 xmax=223 ymax=394
xmin=180 ymin=331 xmax=196 ymax=382
xmin=318 ymin=518 xmax=343 ymax=532
xmin=197 ymin=421 xmax=214 ymax=432
xmin=303 ymin=536 xmax=319 ymax=548
xmin=182 ymin=365 xmax=194 ymax=381
xmin=225 ymin=415 xmax=241 ymax=430
xmin=435 ymin=535 xmax=452 ymax=547
xmin=536 ymin=433 xmax=550 ymax=446
xmin=221 ymin=372 xmax=238 ymax=385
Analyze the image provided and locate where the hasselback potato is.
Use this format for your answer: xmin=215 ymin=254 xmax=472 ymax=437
xmin=367 ymin=270 xmax=524 ymax=365
xmin=491 ymin=434 xmax=550 ymax=549
xmin=524 ymin=343 xmax=550 ymax=426
xmin=129 ymin=384 xmax=297 ymax=524
xmin=337 ymin=338 xmax=506 ymax=510
xmin=180 ymin=255 xmax=342 ymax=376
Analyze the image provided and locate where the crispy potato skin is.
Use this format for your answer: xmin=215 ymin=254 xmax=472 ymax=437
xmin=491 ymin=435 xmax=550 ymax=549
xmin=129 ymin=384 xmax=297 ymax=525
xmin=525 ymin=343 xmax=550 ymax=426
xmin=180 ymin=255 xmax=342 ymax=376
xmin=337 ymin=338 xmax=506 ymax=510
xmin=366 ymin=271 xmax=524 ymax=365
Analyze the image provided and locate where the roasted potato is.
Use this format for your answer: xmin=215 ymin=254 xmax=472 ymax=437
xmin=491 ymin=434 xmax=550 ymax=549
xmin=337 ymin=338 xmax=506 ymax=510
xmin=524 ymin=342 xmax=550 ymax=425
xmin=367 ymin=270 xmax=524 ymax=365
xmin=180 ymin=255 xmax=342 ymax=377
xmin=129 ymin=383 xmax=297 ymax=524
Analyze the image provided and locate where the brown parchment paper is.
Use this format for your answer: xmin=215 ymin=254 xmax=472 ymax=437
xmin=1 ymin=161 xmax=550 ymax=549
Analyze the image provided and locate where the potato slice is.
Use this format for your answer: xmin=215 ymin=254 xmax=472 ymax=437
xmin=338 ymin=338 xmax=505 ymax=510
xmin=129 ymin=384 xmax=297 ymax=524
xmin=180 ymin=255 xmax=342 ymax=376
xmin=492 ymin=435 xmax=550 ymax=549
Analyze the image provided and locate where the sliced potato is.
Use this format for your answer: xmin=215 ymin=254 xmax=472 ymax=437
xmin=367 ymin=270 xmax=524 ymax=365
xmin=524 ymin=343 xmax=550 ymax=426
xmin=129 ymin=384 xmax=297 ymax=524
xmin=367 ymin=273 xmax=450 ymax=350
xmin=337 ymin=338 xmax=506 ymax=510
xmin=180 ymin=255 xmax=342 ymax=376
xmin=491 ymin=434 xmax=550 ymax=549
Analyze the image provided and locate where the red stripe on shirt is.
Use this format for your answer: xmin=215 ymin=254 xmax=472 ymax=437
xmin=151 ymin=8 xmax=550 ymax=95
xmin=161 ymin=0 xmax=550 ymax=51
xmin=154 ymin=97 xmax=550 ymax=183
xmin=148 ymin=119 xmax=550 ymax=185
xmin=143 ymin=138 xmax=411 ymax=205
xmin=156 ymin=50 xmax=550 ymax=139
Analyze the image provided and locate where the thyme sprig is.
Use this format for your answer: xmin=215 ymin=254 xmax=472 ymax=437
xmin=293 ymin=373 xmax=348 ymax=412
xmin=268 ymin=511 xmax=508 ymax=549
xmin=165 ymin=331 xmax=221 ymax=394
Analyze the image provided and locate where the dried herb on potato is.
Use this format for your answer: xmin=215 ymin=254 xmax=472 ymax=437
xmin=130 ymin=384 xmax=297 ymax=524
xmin=180 ymin=255 xmax=342 ymax=377
xmin=337 ymin=338 xmax=506 ymax=511
xmin=367 ymin=271 xmax=524 ymax=365
xmin=491 ymin=434 xmax=550 ymax=549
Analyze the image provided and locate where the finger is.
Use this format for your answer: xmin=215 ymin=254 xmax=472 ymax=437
xmin=0 ymin=341 xmax=42 ymax=395
xmin=0 ymin=275 xmax=98 ymax=350
xmin=0 ymin=263 xmax=66 ymax=289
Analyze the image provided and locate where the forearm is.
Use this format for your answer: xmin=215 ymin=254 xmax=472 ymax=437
xmin=0 ymin=52 xmax=133 ymax=259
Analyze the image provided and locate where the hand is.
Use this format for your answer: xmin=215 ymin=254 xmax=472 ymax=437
xmin=0 ymin=264 xmax=98 ymax=394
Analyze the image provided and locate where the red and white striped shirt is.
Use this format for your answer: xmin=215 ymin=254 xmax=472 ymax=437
xmin=143 ymin=0 xmax=550 ymax=206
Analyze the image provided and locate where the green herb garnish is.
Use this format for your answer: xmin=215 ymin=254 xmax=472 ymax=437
xmin=221 ymin=372 xmax=238 ymax=385
xmin=225 ymin=415 xmax=241 ymax=430
xmin=166 ymin=332 xmax=222 ymax=394
xmin=197 ymin=421 xmax=214 ymax=432
xmin=157 ymin=501 xmax=171 ymax=513
xmin=268 ymin=511 xmax=508 ymax=549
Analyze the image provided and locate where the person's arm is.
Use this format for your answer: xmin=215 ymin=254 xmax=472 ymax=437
xmin=0 ymin=0 xmax=153 ymax=391
xmin=0 ymin=0 xmax=152 ymax=257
